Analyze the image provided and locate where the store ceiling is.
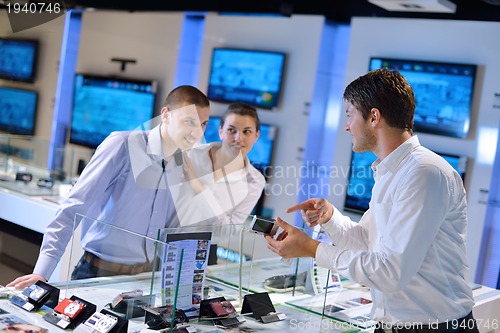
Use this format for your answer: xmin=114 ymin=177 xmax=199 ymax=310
xmin=61 ymin=0 xmax=500 ymax=23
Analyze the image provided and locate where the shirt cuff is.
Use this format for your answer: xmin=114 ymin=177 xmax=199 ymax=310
xmin=315 ymin=242 xmax=339 ymax=270
xmin=320 ymin=207 xmax=342 ymax=234
xmin=33 ymin=255 xmax=59 ymax=281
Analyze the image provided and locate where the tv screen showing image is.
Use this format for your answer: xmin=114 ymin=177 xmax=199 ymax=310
xmin=0 ymin=87 xmax=37 ymax=135
xmin=203 ymin=116 xmax=277 ymax=172
xmin=344 ymin=150 xmax=467 ymax=214
xmin=207 ymin=48 xmax=286 ymax=110
xmin=369 ymin=57 xmax=477 ymax=139
xmin=0 ymin=38 xmax=38 ymax=83
xmin=70 ymin=74 xmax=157 ymax=149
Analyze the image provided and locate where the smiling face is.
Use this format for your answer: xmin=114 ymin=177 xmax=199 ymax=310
xmin=218 ymin=113 xmax=260 ymax=157
xmin=161 ymin=104 xmax=210 ymax=151
xmin=344 ymin=101 xmax=376 ymax=153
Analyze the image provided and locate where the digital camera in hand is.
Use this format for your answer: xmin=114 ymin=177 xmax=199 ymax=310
xmin=249 ymin=216 xmax=278 ymax=236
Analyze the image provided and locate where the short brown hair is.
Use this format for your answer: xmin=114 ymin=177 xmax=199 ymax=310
xmin=220 ymin=102 xmax=260 ymax=132
xmin=164 ymin=85 xmax=210 ymax=109
xmin=343 ymin=68 xmax=415 ymax=133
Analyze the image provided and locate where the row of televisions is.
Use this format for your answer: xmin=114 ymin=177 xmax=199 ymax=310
xmin=0 ymin=39 xmax=477 ymax=141
xmin=0 ymin=38 xmax=476 ymax=204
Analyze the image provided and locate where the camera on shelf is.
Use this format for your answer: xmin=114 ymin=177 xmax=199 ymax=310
xmin=43 ymin=295 xmax=97 ymax=330
xmin=15 ymin=172 xmax=33 ymax=183
xmin=37 ymin=177 xmax=54 ymax=189
xmin=80 ymin=312 xmax=118 ymax=333
xmin=210 ymin=300 xmax=236 ymax=317
xmin=143 ymin=305 xmax=188 ymax=330
xmin=24 ymin=284 xmax=49 ymax=302
xmin=199 ymin=297 xmax=245 ymax=328
xmin=10 ymin=281 xmax=60 ymax=312
xmin=109 ymin=289 xmax=150 ymax=319
xmin=54 ymin=298 xmax=85 ymax=320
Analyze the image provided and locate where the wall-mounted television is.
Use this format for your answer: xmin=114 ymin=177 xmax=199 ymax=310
xmin=0 ymin=87 xmax=37 ymax=135
xmin=344 ymin=150 xmax=468 ymax=214
xmin=203 ymin=116 xmax=277 ymax=172
xmin=207 ymin=48 xmax=286 ymax=110
xmin=369 ymin=57 xmax=477 ymax=139
xmin=0 ymin=38 xmax=38 ymax=83
xmin=69 ymin=74 xmax=157 ymax=149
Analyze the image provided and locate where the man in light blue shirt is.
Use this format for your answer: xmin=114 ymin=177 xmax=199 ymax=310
xmin=9 ymin=85 xmax=210 ymax=288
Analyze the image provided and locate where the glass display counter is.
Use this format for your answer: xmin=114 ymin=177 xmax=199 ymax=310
xmin=0 ymin=134 xmax=58 ymax=196
xmin=0 ymin=134 xmax=93 ymax=198
xmin=2 ymin=212 xmax=499 ymax=332
xmin=52 ymin=213 xmax=371 ymax=332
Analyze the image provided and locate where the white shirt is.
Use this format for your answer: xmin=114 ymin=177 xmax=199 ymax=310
xmin=315 ymin=136 xmax=474 ymax=325
xmin=171 ymin=142 xmax=266 ymax=227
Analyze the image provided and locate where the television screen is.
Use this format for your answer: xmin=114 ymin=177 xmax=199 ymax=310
xmin=0 ymin=87 xmax=37 ymax=135
xmin=203 ymin=116 xmax=277 ymax=172
xmin=344 ymin=150 xmax=467 ymax=214
xmin=207 ymin=48 xmax=286 ymax=109
xmin=0 ymin=38 xmax=38 ymax=83
xmin=70 ymin=74 xmax=157 ymax=149
xmin=369 ymin=57 xmax=476 ymax=139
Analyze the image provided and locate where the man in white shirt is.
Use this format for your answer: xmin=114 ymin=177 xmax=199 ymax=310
xmin=265 ymin=68 xmax=479 ymax=333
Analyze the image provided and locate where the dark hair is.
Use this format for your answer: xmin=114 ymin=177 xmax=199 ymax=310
xmin=164 ymin=85 xmax=210 ymax=109
xmin=219 ymin=103 xmax=260 ymax=132
xmin=343 ymin=68 xmax=415 ymax=133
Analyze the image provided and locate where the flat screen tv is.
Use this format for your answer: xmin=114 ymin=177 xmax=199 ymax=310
xmin=203 ymin=116 xmax=277 ymax=172
xmin=70 ymin=74 xmax=157 ymax=149
xmin=0 ymin=87 xmax=37 ymax=135
xmin=0 ymin=38 xmax=38 ymax=83
xmin=369 ymin=57 xmax=476 ymax=139
xmin=344 ymin=150 xmax=467 ymax=214
xmin=207 ymin=48 xmax=286 ymax=110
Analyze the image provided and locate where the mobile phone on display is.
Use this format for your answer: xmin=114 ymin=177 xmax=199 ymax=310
xmin=78 ymin=312 xmax=118 ymax=333
xmin=23 ymin=284 xmax=49 ymax=302
xmin=249 ymin=216 xmax=278 ymax=236
xmin=54 ymin=298 xmax=85 ymax=320
xmin=210 ymin=300 xmax=236 ymax=317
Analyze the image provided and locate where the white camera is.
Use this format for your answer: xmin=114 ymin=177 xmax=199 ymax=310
xmin=82 ymin=312 xmax=118 ymax=333
xmin=249 ymin=216 xmax=278 ymax=236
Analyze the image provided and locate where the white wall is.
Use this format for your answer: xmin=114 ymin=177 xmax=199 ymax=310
xmin=199 ymin=14 xmax=325 ymax=219
xmin=331 ymin=17 xmax=500 ymax=281
xmin=0 ymin=12 xmax=66 ymax=140
xmin=76 ymin=10 xmax=185 ymax=117
xmin=61 ymin=11 xmax=185 ymax=166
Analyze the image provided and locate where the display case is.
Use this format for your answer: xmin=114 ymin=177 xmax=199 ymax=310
xmin=53 ymin=213 xmax=362 ymax=332
xmin=0 ymin=134 xmax=93 ymax=198
xmin=0 ymin=134 xmax=58 ymax=196
xmin=2 ymin=213 xmax=499 ymax=333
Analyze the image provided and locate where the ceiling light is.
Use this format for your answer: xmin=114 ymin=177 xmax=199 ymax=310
xmin=368 ymin=0 xmax=457 ymax=13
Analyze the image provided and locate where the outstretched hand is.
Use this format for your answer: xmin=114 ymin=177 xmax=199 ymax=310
xmin=265 ymin=217 xmax=320 ymax=259
xmin=6 ymin=274 xmax=46 ymax=290
xmin=286 ymin=198 xmax=334 ymax=227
